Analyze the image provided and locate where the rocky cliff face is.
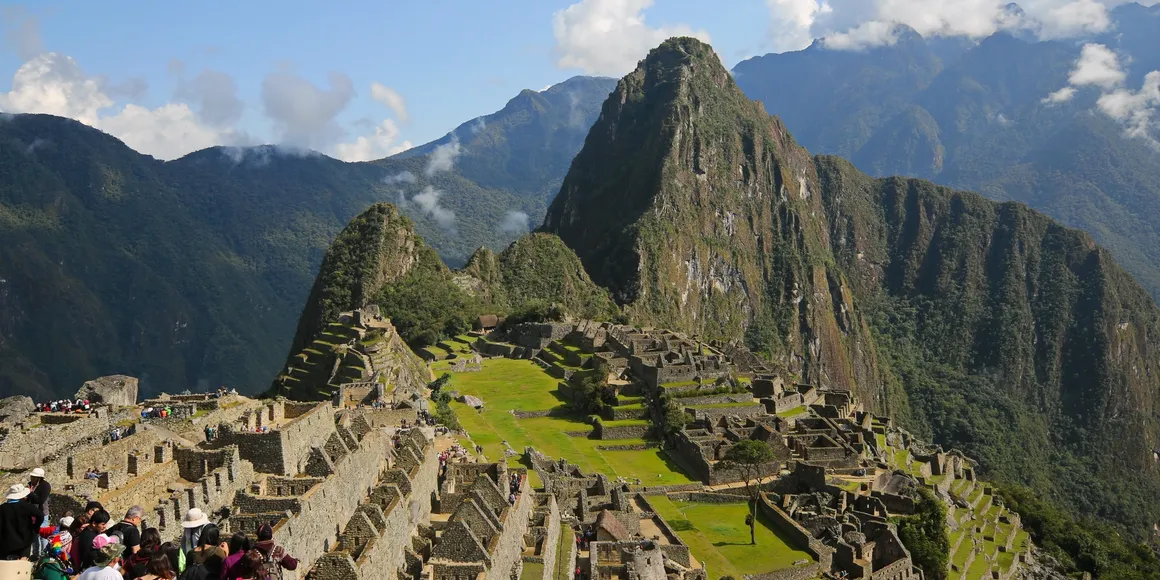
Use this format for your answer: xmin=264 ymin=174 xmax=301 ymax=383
xmin=545 ymin=37 xmax=1160 ymax=533
xmin=287 ymin=203 xmax=429 ymax=357
xmin=543 ymin=38 xmax=885 ymax=401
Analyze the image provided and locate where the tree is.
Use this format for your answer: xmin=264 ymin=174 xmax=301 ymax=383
xmin=657 ymin=392 xmax=687 ymax=437
xmin=568 ymin=358 xmax=612 ymax=415
xmin=720 ymin=439 xmax=776 ymax=545
xmin=896 ymin=486 xmax=950 ymax=579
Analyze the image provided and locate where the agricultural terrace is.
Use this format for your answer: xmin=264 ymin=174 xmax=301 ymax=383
xmin=647 ymin=495 xmax=813 ymax=578
xmin=441 ymin=356 xmax=693 ymax=486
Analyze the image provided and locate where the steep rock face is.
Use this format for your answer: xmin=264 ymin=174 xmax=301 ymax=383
xmin=287 ymin=203 xmax=428 ymax=357
xmin=544 ymin=38 xmax=883 ymax=398
xmin=547 ymin=36 xmax=1160 ymax=532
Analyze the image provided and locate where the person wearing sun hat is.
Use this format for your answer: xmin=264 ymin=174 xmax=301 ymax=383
xmin=76 ymin=542 xmax=122 ymax=580
xmin=0 ymin=483 xmax=45 ymax=560
xmin=27 ymin=467 xmax=50 ymax=518
xmin=180 ymin=507 xmax=210 ymax=554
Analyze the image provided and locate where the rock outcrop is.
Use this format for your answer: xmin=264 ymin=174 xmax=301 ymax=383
xmin=0 ymin=396 xmax=35 ymax=423
xmin=76 ymin=375 xmax=138 ymax=406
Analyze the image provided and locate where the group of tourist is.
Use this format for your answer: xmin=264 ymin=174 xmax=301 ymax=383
xmin=106 ymin=425 xmax=135 ymax=443
xmin=35 ymin=400 xmax=93 ymax=414
xmin=506 ymin=471 xmax=524 ymax=505
xmin=140 ymin=407 xmax=175 ymax=420
xmin=0 ymin=464 xmax=296 ymax=580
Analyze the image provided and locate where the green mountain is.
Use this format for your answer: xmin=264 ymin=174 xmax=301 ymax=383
xmin=0 ymin=76 xmax=615 ymax=399
xmin=277 ymin=202 xmax=615 ymax=400
xmin=544 ymin=36 xmax=1160 ymax=553
xmin=732 ymin=3 xmax=1160 ymax=300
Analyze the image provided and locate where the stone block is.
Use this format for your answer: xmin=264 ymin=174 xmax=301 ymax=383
xmin=76 ymin=375 xmax=139 ymax=406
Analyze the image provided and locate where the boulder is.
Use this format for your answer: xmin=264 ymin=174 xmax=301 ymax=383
xmin=76 ymin=375 xmax=139 ymax=407
xmin=0 ymin=396 xmax=35 ymax=423
xmin=459 ymin=395 xmax=484 ymax=409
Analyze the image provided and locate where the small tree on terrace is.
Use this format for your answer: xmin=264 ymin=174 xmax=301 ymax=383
xmin=721 ymin=439 xmax=776 ymax=545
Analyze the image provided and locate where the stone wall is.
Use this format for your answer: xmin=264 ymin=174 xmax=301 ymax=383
xmin=208 ymin=402 xmax=334 ymax=476
xmin=756 ymin=493 xmax=832 ymax=571
xmin=487 ymin=476 xmax=535 ymax=580
xmin=266 ymin=427 xmax=392 ymax=580
xmin=0 ymin=414 xmax=112 ymax=470
xmin=594 ymin=421 xmax=650 ymax=440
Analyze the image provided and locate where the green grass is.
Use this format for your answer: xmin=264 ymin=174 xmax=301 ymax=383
xmin=688 ymin=402 xmax=757 ymax=409
xmin=554 ymin=526 xmax=575 ymax=580
xmin=520 ymin=562 xmax=544 ymax=580
xmin=447 ymin=359 xmax=693 ymax=485
xmin=647 ymin=496 xmax=813 ymax=577
xmin=775 ymin=405 xmax=808 ymax=418
xmin=599 ymin=418 xmax=650 ymax=428
xmin=612 ymin=403 xmax=645 ymax=411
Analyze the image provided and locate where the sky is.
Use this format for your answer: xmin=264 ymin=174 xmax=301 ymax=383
xmin=0 ymin=0 xmax=1153 ymax=161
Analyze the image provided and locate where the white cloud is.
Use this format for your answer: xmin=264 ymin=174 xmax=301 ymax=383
xmin=499 ymin=210 xmax=530 ymax=234
xmin=1042 ymin=86 xmax=1077 ymax=104
xmin=332 ymin=118 xmax=413 ymax=162
xmin=822 ymin=21 xmax=898 ymax=51
xmin=0 ymin=52 xmax=236 ymax=160
xmin=552 ymin=0 xmax=711 ymax=76
xmin=383 ymin=170 xmax=417 ymax=184
xmin=424 ymin=136 xmax=461 ymax=176
xmin=410 ymin=186 xmax=456 ymax=229
xmin=370 ymin=83 xmax=408 ymax=123
xmin=768 ymin=0 xmax=1118 ymax=53
xmin=1044 ymin=43 xmax=1160 ymax=145
xmin=766 ymin=0 xmax=833 ymax=53
xmin=1097 ymin=71 xmax=1160 ymax=142
xmin=1069 ymin=43 xmax=1125 ymax=89
xmin=261 ymin=70 xmax=354 ymax=151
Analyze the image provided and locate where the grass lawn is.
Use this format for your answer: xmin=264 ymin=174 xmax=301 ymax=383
xmin=555 ymin=526 xmax=575 ymax=580
xmin=520 ymin=562 xmax=544 ymax=580
xmin=647 ymin=496 xmax=813 ymax=577
xmin=688 ymin=402 xmax=757 ymax=409
xmin=776 ymin=406 xmax=808 ymax=418
xmin=447 ymin=359 xmax=693 ymax=485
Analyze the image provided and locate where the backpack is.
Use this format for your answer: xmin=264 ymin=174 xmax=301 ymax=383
xmin=260 ymin=545 xmax=285 ymax=580
xmin=177 ymin=561 xmax=208 ymax=580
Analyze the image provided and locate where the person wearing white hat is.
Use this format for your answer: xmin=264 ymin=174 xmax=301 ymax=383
xmin=0 ymin=483 xmax=44 ymax=560
xmin=181 ymin=507 xmax=210 ymax=554
xmin=27 ymin=467 xmax=50 ymax=518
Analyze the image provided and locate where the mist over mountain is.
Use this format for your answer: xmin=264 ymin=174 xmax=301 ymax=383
xmin=0 ymin=76 xmax=615 ymax=400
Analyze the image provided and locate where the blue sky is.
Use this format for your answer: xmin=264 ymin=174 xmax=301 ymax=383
xmin=0 ymin=0 xmax=1146 ymax=160
xmin=0 ymin=1 xmax=770 ymax=159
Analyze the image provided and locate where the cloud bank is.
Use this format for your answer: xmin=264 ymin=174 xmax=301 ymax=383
xmin=552 ymin=0 xmax=711 ymax=76
xmin=1044 ymin=43 xmax=1160 ymax=146
xmin=499 ymin=210 xmax=530 ymax=234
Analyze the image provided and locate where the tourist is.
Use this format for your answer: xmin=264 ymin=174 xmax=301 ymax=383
xmin=31 ymin=532 xmax=71 ymax=580
xmin=0 ymin=483 xmax=45 ymax=560
xmin=76 ymin=543 xmax=123 ymax=580
xmin=67 ymin=513 xmax=90 ymax=565
xmin=157 ymin=542 xmax=182 ymax=575
xmin=133 ymin=551 xmax=177 ymax=580
xmin=229 ymin=549 xmax=264 ymax=580
xmin=109 ymin=505 xmax=145 ymax=559
xmin=180 ymin=508 xmax=210 ymax=555
xmin=27 ymin=467 xmax=50 ymax=517
xmin=219 ymin=532 xmax=252 ymax=578
xmin=77 ymin=510 xmax=110 ymax=569
xmin=83 ymin=502 xmax=104 ymax=519
xmin=187 ymin=523 xmax=227 ymax=578
xmin=253 ymin=523 xmax=297 ymax=576
xmin=123 ymin=527 xmax=161 ymax=578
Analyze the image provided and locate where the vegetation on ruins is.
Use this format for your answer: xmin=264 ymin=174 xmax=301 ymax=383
xmin=656 ymin=392 xmax=688 ymax=437
xmin=375 ymin=245 xmax=477 ymax=347
xmin=893 ymin=487 xmax=949 ymax=579
xmin=566 ymin=358 xmax=613 ymax=415
xmin=428 ymin=373 xmax=460 ymax=430
xmin=719 ymin=440 xmax=776 ymax=545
